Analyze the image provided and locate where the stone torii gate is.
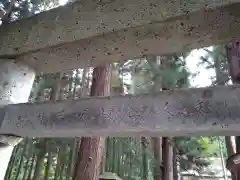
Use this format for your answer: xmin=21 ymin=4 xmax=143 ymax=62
xmin=1 ymin=0 xmax=240 ymax=179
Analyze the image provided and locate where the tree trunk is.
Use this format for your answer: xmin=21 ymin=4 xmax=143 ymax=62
xmin=173 ymin=147 xmax=179 ymax=180
xmin=235 ymin=136 xmax=240 ymax=180
xmin=73 ymin=137 xmax=106 ymax=180
xmin=129 ymin=138 xmax=133 ymax=176
xmin=22 ymin=138 xmax=33 ymax=180
xmin=66 ymin=139 xmax=77 ymax=180
xmin=225 ymin=42 xmax=240 ymax=180
xmin=152 ymin=137 xmax=162 ymax=180
xmin=27 ymin=153 xmax=36 ymax=180
xmin=4 ymin=145 xmax=19 ymax=180
xmin=22 ymin=159 xmax=30 ymax=180
xmin=141 ymin=137 xmax=148 ymax=180
xmin=59 ymin=163 xmax=65 ymax=180
xmin=15 ymin=139 xmax=29 ymax=180
xmin=73 ymin=64 xmax=111 ymax=180
xmin=74 ymin=139 xmax=81 ymax=168
xmin=54 ymin=149 xmax=61 ymax=180
xmin=100 ymin=140 xmax=106 ymax=174
xmin=225 ymin=137 xmax=235 ymax=157
xmin=32 ymin=139 xmax=47 ymax=180
xmin=218 ymin=137 xmax=228 ymax=180
xmin=80 ymin=67 xmax=88 ymax=96
xmin=112 ymin=138 xmax=116 ymax=172
xmin=44 ymin=151 xmax=52 ymax=180
xmin=162 ymin=137 xmax=173 ymax=180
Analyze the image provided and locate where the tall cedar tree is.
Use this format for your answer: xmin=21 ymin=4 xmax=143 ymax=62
xmin=73 ymin=65 xmax=111 ymax=180
xmin=226 ymin=42 xmax=240 ymax=180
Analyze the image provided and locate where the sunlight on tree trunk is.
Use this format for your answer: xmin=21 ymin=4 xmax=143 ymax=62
xmin=27 ymin=153 xmax=36 ymax=180
xmin=44 ymin=152 xmax=52 ymax=180
xmin=32 ymin=139 xmax=47 ymax=180
xmin=15 ymin=139 xmax=28 ymax=180
xmin=54 ymin=149 xmax=61 ymax=180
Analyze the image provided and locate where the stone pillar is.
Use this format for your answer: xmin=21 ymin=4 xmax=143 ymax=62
xmin=0 ymin=59 xmax=35 ymax=180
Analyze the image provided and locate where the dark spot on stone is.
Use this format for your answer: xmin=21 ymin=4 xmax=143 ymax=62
xmin=144 ymin=49 xmax=148 ymax=52
xmin=203 ymin=89 xmax=213 ymax=98
xmin=0 ymin=108 xmax=6 ymax=124
xmin=23 ymin=73 xmax=26 ymax=76
xmin=14 ymin=47 xmax=19 ymax=52
xmin=18 ymin=29 xmax=21 ymax=32
xmin=180 ymin=22 xmax=184 ymax=26
xmin=113 ymin=47 xmax=118 ymax=51
xmin=149 ymin=3 xmax=157 ymax=7
xmin=106 ymin=52 xmax=111 ymax=55
xmin=3 ymin=82 xmax=8 ymax=86
xmin=76 ymin=21 xmax=79 ymax=24
xmin=212 ymin=122 xmax=217 ymax=126
xmin=188 ymin=26 xmax=195 ymax=32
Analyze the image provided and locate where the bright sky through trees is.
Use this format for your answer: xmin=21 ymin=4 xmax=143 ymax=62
xmin=186 ymin=49 xmax=215 ymax=87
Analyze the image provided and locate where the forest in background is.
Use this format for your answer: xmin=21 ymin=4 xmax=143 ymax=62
xmin=0 ymin=0 xmax=239 ymax=180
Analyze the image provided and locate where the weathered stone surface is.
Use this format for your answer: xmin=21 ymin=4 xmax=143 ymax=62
xmin=2 ymin=85 xmax=240 ymax=137
xmin=0 ymin=59 xmax=35 ymax=104
xmin=0 ymin=0 xmax=236 ymax=57
xmin=17 ymin=3 xmax=240 ymax=74
xmin=0 ymin=59 xmax=35 ymax=180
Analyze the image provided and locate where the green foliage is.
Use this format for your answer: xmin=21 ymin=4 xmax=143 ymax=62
xmin=0 ymin=0 xmax=59 ymax=23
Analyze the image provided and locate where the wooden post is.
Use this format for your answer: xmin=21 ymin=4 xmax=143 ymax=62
xmin=226 ymin=41 xmax=240 ymax=179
